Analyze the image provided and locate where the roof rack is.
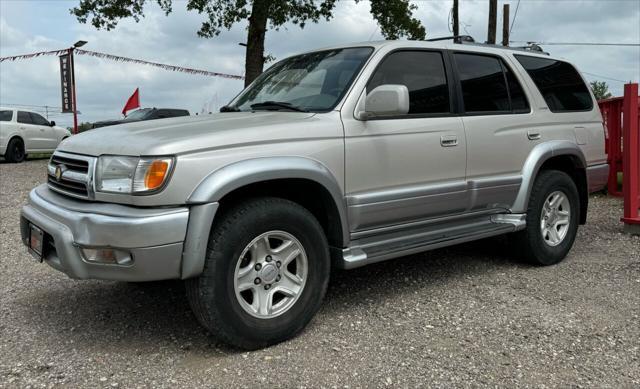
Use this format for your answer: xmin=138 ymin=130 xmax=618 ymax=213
xmin=426 ymin=35 xmax=475 ymax=43
xmin=425 ymin=35 xmax=550 ymax=55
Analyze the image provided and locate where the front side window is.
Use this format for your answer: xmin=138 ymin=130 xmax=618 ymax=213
xmin=30 ymin=112 xmax=50 ymax=126
xmin=17 ymin=111 xmax=33 ymax=124
xmin=230 ymin=47 xmax=373 ymax=112
xmin=0 ymin=110 xmax=12 ymax=122
xmin=515 ymin=55 xmax=592 ymax=112
xmin=367 ymin=50 xmax=450 ymax=115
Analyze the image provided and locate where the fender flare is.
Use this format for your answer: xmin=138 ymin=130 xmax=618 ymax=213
xmin=511 ymin=140 xmax=587 ymax=213
xmin=187 ymin=156 xmax=350 ymax=246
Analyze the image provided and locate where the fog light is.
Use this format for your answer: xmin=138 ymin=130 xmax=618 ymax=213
xmin=81 ymin=247 xmax=132 ymax=265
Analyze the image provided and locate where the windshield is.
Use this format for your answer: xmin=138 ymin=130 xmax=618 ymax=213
xmin=229 ymin=47 xmax=373 ymax=112
xmin=125 ymin=108 xmax=152 ymax=120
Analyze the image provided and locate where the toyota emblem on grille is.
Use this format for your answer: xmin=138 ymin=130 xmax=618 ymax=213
xmin=54 ymin=164 xmax=66 ymax=181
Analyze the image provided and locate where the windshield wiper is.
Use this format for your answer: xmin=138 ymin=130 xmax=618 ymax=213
xmin=220 ymin=105 xmax=240 ymax=112
xmin=250 ymin=101 xmax=308 ymax=112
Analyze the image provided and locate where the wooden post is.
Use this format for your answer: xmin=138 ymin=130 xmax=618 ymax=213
xmin=487 ymin=0 xmax=497 ymax=44
xmin=502 ymin=4 xmax=510 ymax=46
xmin=453 ymin=0 xmax=459 ymax=38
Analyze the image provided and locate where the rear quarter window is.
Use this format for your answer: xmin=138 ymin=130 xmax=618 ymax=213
xmin=515 ymin=55 xmax=593 ymax=112
xmin=0 ymin=110 xmax=13 ymax=122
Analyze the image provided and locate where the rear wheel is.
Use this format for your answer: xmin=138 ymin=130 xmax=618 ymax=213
xmin=5 ymin=138 xmax=25 ymax=163
xmin=186 ymin=197 xmax=330 ymax=349
xmin=514 ymin=170 xmax=580 ymax=265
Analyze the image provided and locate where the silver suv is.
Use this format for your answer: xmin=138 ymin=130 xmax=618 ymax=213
xmin=20 ymin=40 xmax=608 ymax=349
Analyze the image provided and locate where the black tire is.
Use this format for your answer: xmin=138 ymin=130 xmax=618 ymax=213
xmin=5 ymin=138 xmax=25 ymax=163
xmin=514 ymin=170 xmax=580 ymax=266
xmin=185 ymin=197 xmax=330 ymax=349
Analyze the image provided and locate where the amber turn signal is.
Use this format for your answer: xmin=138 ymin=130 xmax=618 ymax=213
xmin=144 ymin=160 xmax=170 ymax=190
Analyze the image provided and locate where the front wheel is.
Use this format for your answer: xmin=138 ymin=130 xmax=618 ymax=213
xmin=186 ymin=197 xmax=330 ymax=349
xmin=514 ymin=170 xmax=580 ymax=266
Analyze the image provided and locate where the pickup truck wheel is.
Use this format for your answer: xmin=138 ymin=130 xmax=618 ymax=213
xmin=5 ymin=138 xmax=25 ymax=163
xmin=185 ymin=197 xmax=330 ymax=349
xmin=515 ymin=170 xmax=579 ymax=266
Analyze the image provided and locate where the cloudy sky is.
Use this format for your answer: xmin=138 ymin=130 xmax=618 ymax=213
xmin=1 ymin=0 xmax=639 ymax=128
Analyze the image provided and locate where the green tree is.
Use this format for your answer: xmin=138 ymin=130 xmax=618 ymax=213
xmin=590 ymin=80 xmax=612 ymax=101
xmin=71 ymin=0 xmax=426 ymax=86
xmin=67 ymin=122 xmax=94 ymax=133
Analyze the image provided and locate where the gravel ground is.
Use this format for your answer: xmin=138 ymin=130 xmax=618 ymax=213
xmin=1 ymin=159 xmax=639 ymax=388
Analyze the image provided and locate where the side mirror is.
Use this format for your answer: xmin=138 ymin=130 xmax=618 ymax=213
xmin=49 ymin=121 xmax=56 ymax=127
xmin=355 ymin=84 xmax=410 ymax=120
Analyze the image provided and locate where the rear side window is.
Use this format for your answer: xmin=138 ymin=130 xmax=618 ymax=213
xmin=367 ymin=50 xmax=451 ymax=115
xmin=504 ymin=64 xmax=530 ymax=112
xmin=17 ymin=111 xmax=33 ymax=124
xmin=0 ymin=110 xmax=12 ymax=121
xmin=515 ymin=55 xmax=593 ymax=112
xmin=454 ymin=53 xmax=530 ymax=114
xmin=455 ymin=54 xmax=509 ymax=112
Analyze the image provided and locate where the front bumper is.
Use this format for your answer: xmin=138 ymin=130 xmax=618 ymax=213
xmin=20 ymin=185 xmax=195 ymax=281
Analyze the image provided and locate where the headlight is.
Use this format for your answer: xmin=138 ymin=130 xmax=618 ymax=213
xmin=96 ymin=156 xmax=174 ymax=194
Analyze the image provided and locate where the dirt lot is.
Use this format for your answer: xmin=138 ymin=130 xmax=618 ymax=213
xmin=1 ymin=159 xmax=638 ymax=388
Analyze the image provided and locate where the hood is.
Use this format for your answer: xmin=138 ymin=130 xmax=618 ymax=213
xmin=59 ymin=111 xmax=317 ymax=156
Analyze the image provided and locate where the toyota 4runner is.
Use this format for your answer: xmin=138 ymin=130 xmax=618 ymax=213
xmin=20 ymin=40 xmax=608 ymax=349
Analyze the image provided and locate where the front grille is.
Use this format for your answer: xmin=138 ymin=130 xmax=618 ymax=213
xmin=51 ymin=154 xmax=89 ymax=172
xmin=47 ymin=152 xmax=95 ymax=200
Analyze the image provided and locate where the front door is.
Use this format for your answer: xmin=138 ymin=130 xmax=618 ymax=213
xmin=29 ymin=112 xmax=58 ymax=150
xmin=343 ymin=50 xmax=467 ymax=233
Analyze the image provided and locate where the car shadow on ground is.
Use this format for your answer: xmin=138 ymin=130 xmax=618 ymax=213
xmin=17 ymin=236 xmax=526 ymax=353
xmin=0 ymin=156 xmax=51 ymax=164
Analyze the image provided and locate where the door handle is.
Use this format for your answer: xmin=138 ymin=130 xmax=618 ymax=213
xmin=527 ymin=130 xmax=541 ymax=140
xmin=19 ymin=127 xmax=26 ymax=130
xmin=440 ymin=135 xmax=458 ymax=147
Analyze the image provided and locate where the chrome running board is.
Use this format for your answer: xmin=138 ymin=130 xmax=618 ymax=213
xmin=339 ymin=213 xmax=526 ymax=269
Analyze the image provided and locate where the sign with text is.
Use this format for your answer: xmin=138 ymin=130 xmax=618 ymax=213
xmin=59 ymin=53 xmax=74 ymax=113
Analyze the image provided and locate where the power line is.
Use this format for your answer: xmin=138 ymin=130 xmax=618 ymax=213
xmin=1 ymin=103 xmax=62 ymax=109
xmin=509 ymin=0 xmax=520 ymax=34
xmin=510 ymin=41 xmax=640 ymax=47
xmin=582 ymin=72 xmax=630 ymax=84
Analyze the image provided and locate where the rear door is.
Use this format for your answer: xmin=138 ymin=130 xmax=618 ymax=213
xmin=343 ymin=49 xmax=468 ymax=232
xmin=452 ymin=52 xmax=534 ymax=211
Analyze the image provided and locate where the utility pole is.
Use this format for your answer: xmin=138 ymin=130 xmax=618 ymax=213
xmin=452 ymin=0 xmax=459 ymax=39
xmin=502 ymin=3 xmax=510 ymax=46
xmin=487 ymin=0 xmax=497 ymax=44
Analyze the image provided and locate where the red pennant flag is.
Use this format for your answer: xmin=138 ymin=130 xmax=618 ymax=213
xmin=122 ymin=88 xmax=140 ymax=116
